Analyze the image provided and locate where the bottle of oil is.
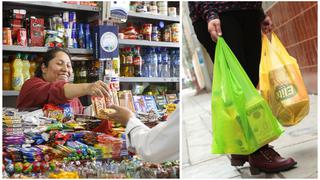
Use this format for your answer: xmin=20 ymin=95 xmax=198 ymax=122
xmin=120 ymin=48 xmax=126 ymax=77
xmin=3 ymin=57 xmax=12 ymax=90
xmin=125 ymin=47 xmax=134 ymax=77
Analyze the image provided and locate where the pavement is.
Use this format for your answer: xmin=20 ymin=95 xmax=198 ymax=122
xmin=181 ymin=88 xmax=318 ymax=178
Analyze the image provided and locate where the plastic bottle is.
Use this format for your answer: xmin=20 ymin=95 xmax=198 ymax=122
xmin=12 ymin=53 xmax=24 ymax=91
xmin=173 ymin=50 xmax=180 ymax=77
xmin=150 ymin=48 xmax=158 ymax=77
xmin=71 ymin=22 xmax=78 ymax=48
xmin=22 ymin=54 xmax=31 ymax=82
xmin=3 ymin=59 xmax=12 ymax=90
xmin=133 ymin=46 xmax=143 ymax=77
xmin=85 ymin=24 xmax=92 ymax=49
xmin=160 ymin=48 xmax=170 ymax=77
xmin=143 ymin=48 xmax=150 ymax=77
xmin=79 ymin=61 xmax=87 ymax=83
xmin=29 ymin=54 xmax=37 ymax=77
xmin=78 ymin=23 xmax=85 ymax=48
xmin=156 ymin=47 xmax=162 ymax=77
xmin=125 ymin=47 xmax=134 ymax=77
xmin=120 ymin=48 xmax=126 ymax=77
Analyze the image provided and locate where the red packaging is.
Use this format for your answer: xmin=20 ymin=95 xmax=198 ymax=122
xmin=30 ymin=18 xmax=44 ymax=46
xmin=17 ymin=28 xmax=27 ymax=46
xmin=10 ymin=19 xmax=24 ymax=28
xmin=43 ymin=104 xmax=64 ymax=122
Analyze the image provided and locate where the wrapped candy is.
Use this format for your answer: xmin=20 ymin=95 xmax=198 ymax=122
xmin=14 ymin=162 xmax=23 ymax=173
xmin=23 ymin=162 xmax=33 ymax=174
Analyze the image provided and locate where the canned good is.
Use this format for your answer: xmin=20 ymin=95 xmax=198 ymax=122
xmin=143 ymin=24 xmax=152 ymax=41
xmin=172 ymin=32 xmax=179 ymax=42
xmin=171 ymin=23 xmax=179 ymax=32
xmin=168 ymin=7 xmax=177 ymax=17
xmin=158 ymin=7 xmax=167 ymax=16
xmin=164 ymin=26 xmax=171 ymax=42
xmin=150 ymin=5 xmax=158 ymax=14
xmin=3 ymin=27 xmax=12 ymax=45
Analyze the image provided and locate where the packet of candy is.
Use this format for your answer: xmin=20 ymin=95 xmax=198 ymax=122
xmin=59 ymin=104 xmax=74 ymax=122
xmin=43 ymin=104 xmax=64 ymax=122
xmin=91 ymin=96 xmax=107 ymax=118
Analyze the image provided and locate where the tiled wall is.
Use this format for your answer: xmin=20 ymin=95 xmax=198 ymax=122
xmin=266 ymin=2 xmax=317 ymax=94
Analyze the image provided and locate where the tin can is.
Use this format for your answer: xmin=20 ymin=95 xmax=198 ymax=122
xmin=168 ymin=7 xmax=177 ymax=17
xmin=158 ymin=1 xmax=167 ymax=16
xmin=3 ymin=27 xmax=12 ymax=45
xmin=164 ymin=26 xmax=171 ymax=42
xmin=171 ymin=23 xmax=179 ymax=32
xmin=152 ymin=26 xmax=159 ymax=41
xmin=172 ymin=32 xmax=179 ymax=42
xmin=143 ymin=24 xmax=152 ymax=41
xmin=150 ymin=5 xmax=158 ymax=14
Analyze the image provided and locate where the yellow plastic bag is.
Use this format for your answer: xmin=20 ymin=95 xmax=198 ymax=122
xmin=259 ymin=32 xmax=309 ymax=126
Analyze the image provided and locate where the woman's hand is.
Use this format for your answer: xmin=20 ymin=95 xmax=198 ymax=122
xmin=262 ymin=16 xmax=273 ymax=34
xmin=87 ymin=80 xmax=112 ymax=98
xmin=99 ymin=105 xmax=135 ymax=126
xmin=208 ymin=18 xmax=222 ymax=42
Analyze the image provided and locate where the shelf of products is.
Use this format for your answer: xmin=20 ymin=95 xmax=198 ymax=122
xmin=119 ymin=77 xmax=179 ymax=83
xmin=4 ymin=1 xmax=100 ymax=12
xmin=3 ymin=91 xmax=20 ymax=96
xmin=127 ymin=12 xmax=179 ymax=22
xmin=119 ymin=39 xmax=179 ymax=48
xmin=3 ymin=45 xmax=93 ymax=54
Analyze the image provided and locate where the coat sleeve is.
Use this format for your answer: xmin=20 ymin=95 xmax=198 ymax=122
xmin=125 ymin=106 xmax=180 ymax=163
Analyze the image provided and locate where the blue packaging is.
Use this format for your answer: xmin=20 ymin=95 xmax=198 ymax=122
xmin=93 ymin=25 xmax=119 ymax=60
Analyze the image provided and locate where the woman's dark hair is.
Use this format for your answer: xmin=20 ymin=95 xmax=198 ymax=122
xmin=35 ymin=48 xmax=72 ymax=78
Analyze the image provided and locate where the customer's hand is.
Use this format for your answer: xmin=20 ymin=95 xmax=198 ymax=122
xmin=87 ymin=80 xmax=112 ymax=98
xmin=262 ymin=16 xmax=273 ymax=34
xmin=208 ymin=18 xmax=222 ymax=42
xmin=99 ymin=105 xmax=135 ymax=126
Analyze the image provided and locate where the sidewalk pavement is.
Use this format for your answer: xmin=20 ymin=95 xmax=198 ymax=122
xmin=181 ymin=88 xmax=317 ymax=178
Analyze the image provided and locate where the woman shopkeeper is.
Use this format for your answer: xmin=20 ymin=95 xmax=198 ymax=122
xmin=17 ymin=48 xmax=111 ymax=117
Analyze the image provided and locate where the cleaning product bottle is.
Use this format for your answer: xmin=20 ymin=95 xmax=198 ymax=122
xmin=12 ymin=53 xmax=24 ymax=91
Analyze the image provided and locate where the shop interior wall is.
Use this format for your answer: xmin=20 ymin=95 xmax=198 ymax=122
xmin=265 ymin=2 xmax=318 ymax=94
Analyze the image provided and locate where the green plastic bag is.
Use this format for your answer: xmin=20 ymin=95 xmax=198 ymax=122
xmin=211 ymin=37 xmax=284 ymax=155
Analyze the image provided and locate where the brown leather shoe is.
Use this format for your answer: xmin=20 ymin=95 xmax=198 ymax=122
xmin=230 ymin=154 xmax=248 ymax=166
xmin=249 ymin=145 xmax=297 ymax=175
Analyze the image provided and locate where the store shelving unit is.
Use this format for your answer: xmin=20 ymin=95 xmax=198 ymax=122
xmin=2 ymin=2 xmax=99 ymax=100
xmin=119 ymin=77 xmax=179 ymax=83
xmin=3 ymin=45 xmax=93 ymax=54
xmin=3 ymin=91 xmax=20 ymax=96
xmin=127 ymin=12 xmax=179 ymax=22
xmin=119 ymin=39 xmax=179 ymax=48
xmin=4 ymin=1 xmax=100 ymax=12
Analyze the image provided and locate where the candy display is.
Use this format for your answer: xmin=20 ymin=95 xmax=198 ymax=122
xmin=3 ymin=107 xmax=179 ymax=178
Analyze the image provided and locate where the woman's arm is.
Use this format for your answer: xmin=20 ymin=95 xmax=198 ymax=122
xmin=64 ymin=80 xmax=112 ymax=99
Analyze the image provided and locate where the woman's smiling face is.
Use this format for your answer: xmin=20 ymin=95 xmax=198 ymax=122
xmin=42 ymin=51 xmax=73 ymax=82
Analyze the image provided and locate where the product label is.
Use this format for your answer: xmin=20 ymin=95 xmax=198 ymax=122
xmin=100 ymin=32 xmax=118 ymax=53
xmin=133 ymin=57 xmax=142 ymax=65
xmin=275 ymin=84 xmax=297 ymax=101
